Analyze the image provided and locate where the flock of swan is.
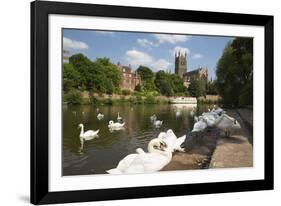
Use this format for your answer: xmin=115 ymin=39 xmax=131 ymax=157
xmin=107 ymin=105 xmax=241 ymax=174
xmin=76 ymin=105 xmax=242 ymax=174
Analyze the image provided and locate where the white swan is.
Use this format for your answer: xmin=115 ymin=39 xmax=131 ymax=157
xmin=158 ymin=130 xmax=186 ymax=152
xmin=78 ymin=123 xmax=99 ymax=150
xmin=108 ymin=120 xmax=125 ymax=128
xmin=173 ymin=135 xmax=186 ymax=152
xmin=214 ymin=114 xmax=241 ymax=136
xmin=192 ymin=118 xmax=208 ymax=132
xmin=176 ymin=111 xmax=181 ymax=118
xmin=157 ymin=129 xmax=177 ymax=151
xmin=97 ymin=113 xmax=104 ymax=120
xmin=153 ymin=120 xmax=163 ymax=128
xmin=106 ymin=138 xmax=172 ymax=174
xmin=150 ymin=114 xmax=157 ymax=122
xmin=117 ymin=112 xmax=122 ymax=121
xmin=202 ymin=114 xmax=218 ymax=127
xmin=190 ymin=107 xmax=196 ymax=117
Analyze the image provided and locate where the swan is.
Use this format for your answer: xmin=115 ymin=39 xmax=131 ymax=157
xmin=153 ymin=120 xmax=163 ymax=128
xmin=157 ymin=129 xmax=177 ymax=151
xmin=192 ymin=118 xmax=208 ymax=132
xmin=214 ymin=114 xmax=241 ymax=137
xmin=97 ymin=113 xmax=104 ymax=120
xmin=117 ymin=112 xmax=122 ymax=121
xmin=150 ymin=114 xmax=157 ymax=122
xmin=194 ymin=116 xmax=199 ymax=122
xmin=108 ymin=120 xmax=125 ymax=128
xmin=176 ymin=111 xmax=181 ymax=118
xmin=106 ymin=138 xmax=172 ymax=174
xmin=158 ymin=130 xmax=186 ymax=152
xmin=173 ymin=135 xmax=186 ymax=152
xmin=78 ymin=123 xmax=99 ymax=150
xmin=202 ymin=114 xmax=218 ymax=127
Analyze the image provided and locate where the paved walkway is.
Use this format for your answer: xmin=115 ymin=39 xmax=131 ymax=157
xmin=209 ymin=109 xmax=253 ymax=169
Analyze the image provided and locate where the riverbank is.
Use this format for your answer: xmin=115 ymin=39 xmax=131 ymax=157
xmin=162 ymin=109 xmax=253 ymax=171
xmin=64 ymin=90 xmax=221 ymax=105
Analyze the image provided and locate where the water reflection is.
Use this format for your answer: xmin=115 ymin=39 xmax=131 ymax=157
xmin=63 ymin=103 xmax=204 ymax=176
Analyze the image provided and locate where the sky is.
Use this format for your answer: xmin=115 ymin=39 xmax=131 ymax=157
xmin=63 ymin=29 xmax=234 ymax=80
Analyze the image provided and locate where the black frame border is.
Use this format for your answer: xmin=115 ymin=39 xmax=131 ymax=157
xmin=31 ymin=1 xmax=274 ymax=204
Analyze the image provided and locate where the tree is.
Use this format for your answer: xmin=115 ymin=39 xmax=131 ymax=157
xmin=136 ymin=66 xmax=156 ymax=92
xmin=170 ymin=74 xmax=186 ymax=94
xmin=154 ymin=71 xmax=174 ymax=96
xmin=216 ymin=37 xmax=253 ymax=106
xmin=206 ymin=80 xmax=218 ymax=95
xmin=136 ymin=66 xmax=154 ymax=80
xmin=63 ymin=63 xmax=81 ymax=92
xmin=188 ymin=79 xmax=202 ymax=97
xmin=69 ymin=53 xmax=95 ymax=90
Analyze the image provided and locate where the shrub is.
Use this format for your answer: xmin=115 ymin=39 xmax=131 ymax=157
xmin=64 ymin=89 xmax=82 ymax=104
xmin=121 ymin=89 xmax=131 ymax=95
xmin=144 ymin=95 xmax=157 ymax=104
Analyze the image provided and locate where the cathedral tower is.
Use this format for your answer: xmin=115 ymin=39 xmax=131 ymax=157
xmin=175 ymin=51 xmax=187 ymax=78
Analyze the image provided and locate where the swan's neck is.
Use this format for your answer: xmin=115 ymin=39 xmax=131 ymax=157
xmin=80 ymin=125 xmax=84 ymax=136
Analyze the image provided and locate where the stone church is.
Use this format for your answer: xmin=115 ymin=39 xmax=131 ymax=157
xmin=175 ymin=51 xmax=208 ymax=88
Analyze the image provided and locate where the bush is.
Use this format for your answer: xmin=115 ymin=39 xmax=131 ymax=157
xmin=64 ymin=90 xmax=82 ymax=104
xmin=104 ymin=98 xmax=114 ymax=105
xmin=121 ymin=89 xmax=131 ymax=95
xmin=144 ymin=95 xmax=157 ymax=104
xmin=90 ymin=96 xmax=100 ymax=105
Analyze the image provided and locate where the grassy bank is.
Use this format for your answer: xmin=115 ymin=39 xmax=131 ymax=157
xmin=64 ymin=90 xmax=170 ymax=105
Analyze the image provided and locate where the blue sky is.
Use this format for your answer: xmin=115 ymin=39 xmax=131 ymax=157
xmin=63 ymin=29 xmax=233 ymax=80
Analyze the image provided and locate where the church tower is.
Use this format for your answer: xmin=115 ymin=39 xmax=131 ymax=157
xmin=175 ymin=51 xmax=187 ymax=78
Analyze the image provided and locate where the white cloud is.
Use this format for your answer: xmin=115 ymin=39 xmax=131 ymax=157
xmin=125 ymin=49 xmax=153 ymax=66
xmin=125 ymin=49 xmax=171 ymax=71
xmin=63 ymin=37 xmax=88 ymax=50
xmin=95 ymin=31 xmax=115 ymax=36
xmin=151 ymin=59 xmax=171 ymax=70
xmin=137 ymin=38 xmax=158 ymax=47
xmin=192 ymin=53 xmax=203 ymax=59
xmin=171 ymin=46 xmax=190 ymax=57
xmin=153 ymin=34 xmax=190 ymax=44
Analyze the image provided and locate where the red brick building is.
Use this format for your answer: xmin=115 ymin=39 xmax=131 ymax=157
xmin=117 ymin=63 xmax=141 ymax=91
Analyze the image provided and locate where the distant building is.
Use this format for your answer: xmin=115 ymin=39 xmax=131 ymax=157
xmin=117 ymin=62 xmax=141 ymax=91
xmin=175 ymin=50 xmax=208 ymax=88
xmin=175 ymin=51 xmax=187 ymax=78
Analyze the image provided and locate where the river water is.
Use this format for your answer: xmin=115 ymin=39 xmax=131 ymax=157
xmin=63 ymin=103 xmax=202 ymax=176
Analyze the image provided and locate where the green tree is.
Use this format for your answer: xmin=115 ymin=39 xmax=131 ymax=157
xmin=206 ymin=80 xmax=218 ymax=95
xmin=136 ymin=66 xmax=154 ymax=80
xmin=136 ymin=66 xmax=156 ymax=92
xmin=216 ymin=37 xmax=253 ymax=106
xmin=188 ymin=78 xmax=201 ymax=97
xmin=69 ymin=53 xmax=95 ymax=90
xmin=63 ymin=63 xmax=81 ymax=92
xmin=154 ymin=71 xmax=174 ymax=96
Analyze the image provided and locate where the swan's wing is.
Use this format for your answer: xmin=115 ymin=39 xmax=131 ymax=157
xmin=130 ymin=153 xmax=168 ymax=173
xmin=115 ymin=154 xmax=138 ymax=171
xmin=83 ymin=130 xmax=99 ymax=140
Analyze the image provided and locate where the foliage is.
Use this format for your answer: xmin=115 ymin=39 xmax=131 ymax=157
xmin=68 ymin=54 xmax=121 ymax=94
xmin=216 ymin=37 xmax=253 ymax=106
xmin=121 ymin=89 xmax=131 ymax=95
xmin=144 ymin=95 xmax=158 ymax=104
xmin=154 ymin=71 xmax=185 ymax=96
xmin=63 ymin=63 xmax=81 ymax=92
xmin=188 ymin=78 xmax=206 ymax=97
xmin=64 ymin=89 xmax=82 ymax=104
xmin=206 ymin=80 xmax=218 ymax=95
xmin=136 ymin=66 xmax=154 ymax=80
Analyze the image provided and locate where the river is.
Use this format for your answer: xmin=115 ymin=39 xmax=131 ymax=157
xmin=63 ymin=103 xmax=205 ymax=176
